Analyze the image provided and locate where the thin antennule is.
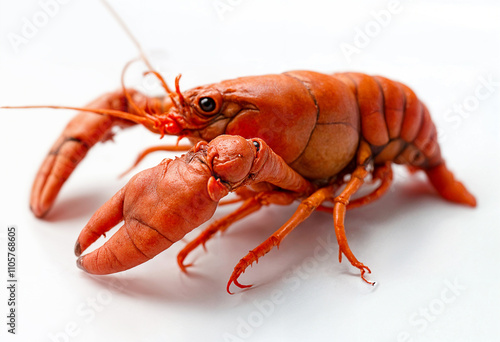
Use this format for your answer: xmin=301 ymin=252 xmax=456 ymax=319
xmin=100 ymin=0 xmax=155 ymax=72
xmin=144 ymin=70 xmax=173 ymax=94
xmin=121 ymin=58 xmax=149 ymax=117
xmin=143 ymin=70 xmax=181 ymax=116
xmin=175 ymin=75 xmax=186 ymax=108
xmin=100 ymin=0 xmax=180 ymax=117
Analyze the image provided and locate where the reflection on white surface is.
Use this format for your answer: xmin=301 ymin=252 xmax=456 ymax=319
xmin=0 ymin=0 xmax=499 ymax=341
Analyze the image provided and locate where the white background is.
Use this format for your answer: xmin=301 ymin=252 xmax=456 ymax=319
xmin=1 ymin=0 xmax=499 ymax=341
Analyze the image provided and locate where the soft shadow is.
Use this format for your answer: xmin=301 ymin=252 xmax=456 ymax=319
xmin=44 ymin=188 xmax=117 ymax=222
xmin=70 ymin=176 xmax=450 ymax=301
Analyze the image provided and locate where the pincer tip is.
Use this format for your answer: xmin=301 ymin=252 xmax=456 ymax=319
xmin=76 ymin=257 xmax=85 ymax=271
xmin=74 ymin=241 xmax=82 ymax=257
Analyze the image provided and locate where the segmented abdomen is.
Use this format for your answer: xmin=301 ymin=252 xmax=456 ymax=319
xmin=333 ymin=72 xmax=443 ymax=169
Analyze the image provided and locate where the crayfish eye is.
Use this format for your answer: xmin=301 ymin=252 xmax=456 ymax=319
xmin=199 ymin=97 xmax=216 ymax=112
xmin=252 ymin=140 xmax=261 ymax=152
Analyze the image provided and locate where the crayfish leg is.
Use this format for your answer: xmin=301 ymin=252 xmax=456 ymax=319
xmin=226 ymin=186 xmax=336 ymax=294
xmin=120 ymin=143 xmax=192 ymax=178
xmin=347 ymin=162 xmax=393 ymax=210
xmin=316 ymin=162 xmax=393 ymax=213
xmin=218 ymin=187 xmax=260 ymax=206
xmin=333 ymin=164 xmax=375 ymax=285
xmin=177 ymin=190 xmax=297 ymax=272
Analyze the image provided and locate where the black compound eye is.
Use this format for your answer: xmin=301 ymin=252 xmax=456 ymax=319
xmin=198 ymin=97 xmax=216 ymax=112
xmin=253 ymin=140 xmax=260 ymax=152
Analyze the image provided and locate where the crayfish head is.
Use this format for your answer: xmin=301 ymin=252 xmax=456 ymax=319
xmin=160 ymin=78 xmax=259 ymax=141
xmin=206 ymin=135 xmax=257 ymax=185
xmin=154 ymin=74 xmax=232 ymax=139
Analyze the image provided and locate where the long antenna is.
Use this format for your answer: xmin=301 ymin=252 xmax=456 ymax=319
xmin=100 ymin=0 xmax=155 ymax=72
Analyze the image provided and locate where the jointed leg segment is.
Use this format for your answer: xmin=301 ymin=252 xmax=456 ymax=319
xmin=182 ymin=139 xmax=379 ymax=292
xmin=333 ymin=166 xmax=374 ymax=285
xmin=347 ymin=161 xmax=393 ymax=210
xmin=333 ymin=141 xmax=375 ymax=285
xmin=227 ymin=185 xmax=337 ymax=293
xmin=315 ymin=161 xmax=393 ymax=212
xmin=120 ymin=144 xmax=192 ymax=178
xmin=177 ymin=190 xmax=299 ymax=272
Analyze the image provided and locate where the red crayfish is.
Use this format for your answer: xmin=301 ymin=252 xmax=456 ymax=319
xmin=5 ymin=69 xmax=476 ymax=292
